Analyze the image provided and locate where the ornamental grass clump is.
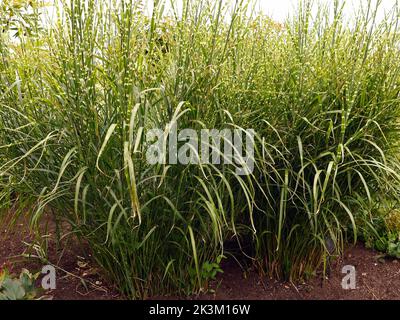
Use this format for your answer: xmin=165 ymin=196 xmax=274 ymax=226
xmin=1 ymin=0 xmax=400 ymax=298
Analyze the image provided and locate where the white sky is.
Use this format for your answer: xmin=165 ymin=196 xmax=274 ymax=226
xmin=257 ymin=0 xmax=399 ymax=22
xmin=41 ymin=0 xmax=399 ymax=26
xmin=140 ymin=0 xmax=399 ymax=23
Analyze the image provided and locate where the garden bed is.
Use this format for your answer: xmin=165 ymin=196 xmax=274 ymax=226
xmin=1 ymin=219 xmax=399 ymax=300
xmin=2 ymin=0 xmax=400 ymax=300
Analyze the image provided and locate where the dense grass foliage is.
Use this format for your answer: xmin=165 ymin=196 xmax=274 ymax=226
xmin=1 ymin=0 xmax=400 ymax=298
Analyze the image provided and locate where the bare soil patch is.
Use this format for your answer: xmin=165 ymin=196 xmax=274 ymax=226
xmin=1 ymin=217 xmax=399 ymax=300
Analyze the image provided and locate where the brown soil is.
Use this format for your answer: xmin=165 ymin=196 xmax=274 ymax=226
xmin=1 ymin=215 xmax=400 ymax=300
xmin=201 ymin=246 xmax=400 ymax=300
xmin=0 ymin=214 xmax=120 ymax=300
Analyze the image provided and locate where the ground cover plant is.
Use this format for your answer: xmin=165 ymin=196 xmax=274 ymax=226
xmin=1 ymin=0 xmax=400 ymax=299
xmin=0 ymin=264 xmax=43 ymax=300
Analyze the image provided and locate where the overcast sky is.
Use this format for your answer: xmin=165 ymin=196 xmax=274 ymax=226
xmin=42 ymin=0 xmax=399 ymax=25
xmin=258 ymin=0 xmax=398 ymax=21
xmin=140 ymin=0 xmax=399 ymax=22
